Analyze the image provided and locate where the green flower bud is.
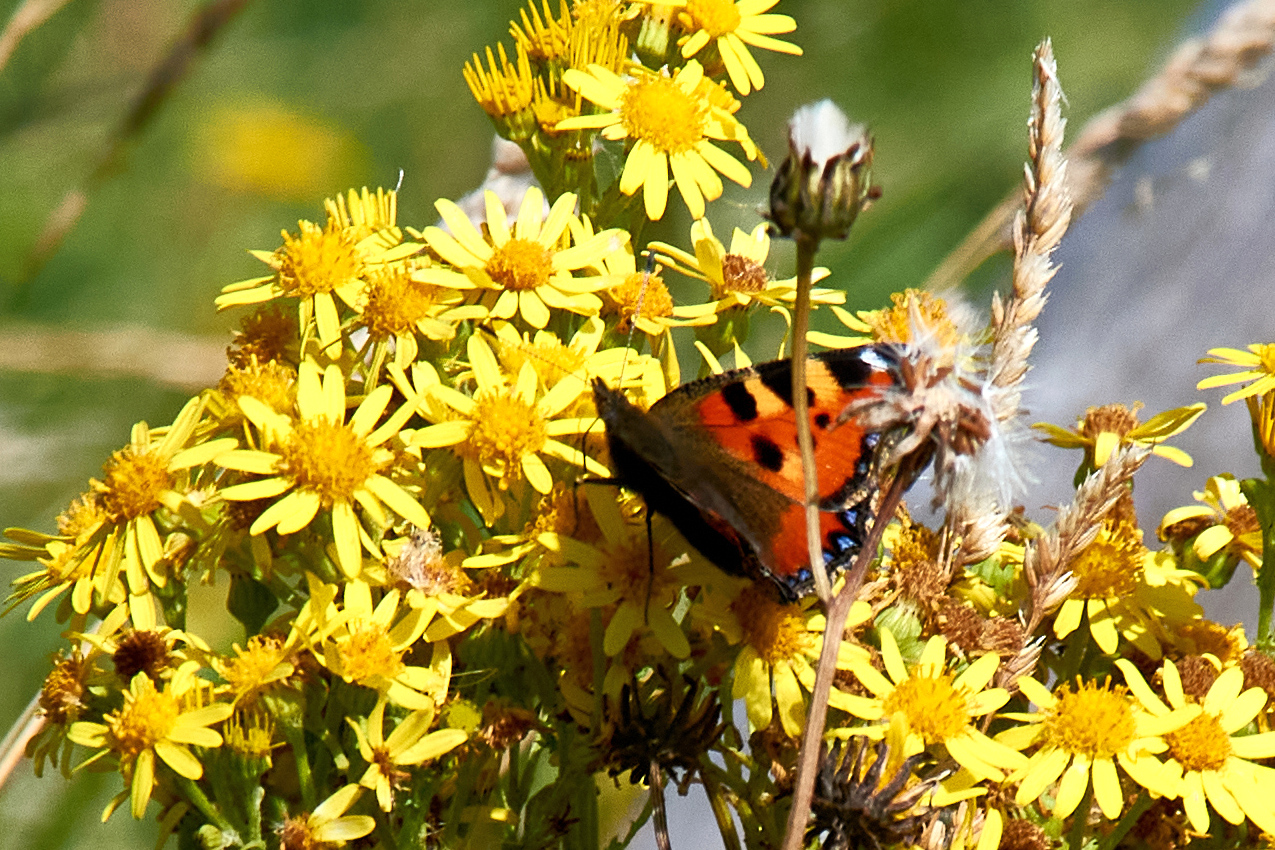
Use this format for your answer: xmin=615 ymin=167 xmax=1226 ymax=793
xmin=768 ymin=100 xmax=875 ymax=243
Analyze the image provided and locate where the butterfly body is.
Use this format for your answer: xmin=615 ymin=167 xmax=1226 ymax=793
xmin=592 ymin=345 xmax=908 ymax=600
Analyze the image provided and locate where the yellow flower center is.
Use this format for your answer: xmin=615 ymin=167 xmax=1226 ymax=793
xmin=40 ymin=651 xmax=87 ymax=724
xmin=500 ymin=337 xmax=587 ymax=387
xmin=220 ymin=358 xmax=297 ymax=413
xmin=220 ymin=636 xmax=290 ymax=700
xmin=335 ymin=622 xmax=405 ymax=683
xmin=486 ymin=237 xmax=554 ymax=292
xmin=100 ymin=446 xmax=172 ymax=521
xmin=881 ymin=672 xmax=970 ymax=744
xmin=597 ymin=536 xmax=675 ymax=604
xmin=1164 ymin=712 xmax=1231 ymax=772
xmin=362 ymin=266 xmax=443 ymax=338
xmin=466 ymin=391 xmax=547 ymax=481
xmin=621 ymin=75 xmax=706 ymax=154
xmin=719 ymin=254 xmax=768 ymax=295
xmin=58 ymin=494 xmax=108 ymax=538
xmin=606 ymin=271 xmax=674 ymax=331
xmin=731 ymin=585 xmax=815 ymax=664
xmin=107 ymin=676 xmax=178 ymax=759
xmin=279 ymin=220 xmax=363 ymax=299
xmin=1258 ymin=343 xmax=1275 ymax=374
xmin=279 ymin=817 xmax=321 ymax=850
xmin=868 ymin=289 xmax=961 ymax=350
xmin=1069 ymin=519 xmax=1145 ymax=599
xmin=1040 ymin=679 xmax=1136 ymax=758
xmin=279 ymin=419 xmax=378 ymax=507
xmin=230 ymin=305 xmax=297 ymax=368
xmin=686 ymin=0 xmax=742 ymax=36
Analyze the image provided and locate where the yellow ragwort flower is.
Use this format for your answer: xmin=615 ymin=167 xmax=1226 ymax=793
xmin=278 ymin=784 xmax=376 ymax=849
xmin=417 ymin=187 xmax=619 ymax=329
xmin=536 ymin=486 xmax=714 ymax=660
xmin=6 ymin=398 xmax=234 ymax=628
xmin=68 ymin=666 xmax=232 ymax=819
xmin=833 ymin=630 xmax=1026 ymax=781
xmin=297 ymin=577 xmax=445 ymax=710
xmin=1119 ymin=658 xmax=1275 ymax=835
xmin=702 ymin=582 xmax=871 ymax=738
xmin=809 ymin=288 xmax=965 ymax=352
xmin=1034 ymin=402 xmax=1205 ymax=469
xmin=1159 ymin=474 xmax=1263 ymax=571
xmin=649 ymin=219 xmax=842 ymax=318
xmin=216 ymin=358 xmax=430 ymax=578
xmin=672 ymin=0 xmax=802 ymax=95
xmin=406 ymin=335 xmax=607 ymax=523
xmin=1198 ymin=343 xmax=1275 ymax=405
xmin=348 ymin=696 xmax=467 ymax=811
xmin=557 ymin=60 xmax=755 ymax=220
xmin=1053 ymin=518 xmax=1203 ymax=658
xmin=1000 ymin=665 xmax=1195 ymax=821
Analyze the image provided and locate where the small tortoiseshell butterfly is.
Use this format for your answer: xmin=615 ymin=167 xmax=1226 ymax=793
xmin=592 ymin=345 xmax=915 ymax=600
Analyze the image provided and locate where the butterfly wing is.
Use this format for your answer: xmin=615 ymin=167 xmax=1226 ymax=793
xmin=595 ymin=345 xmax=904 ymax=598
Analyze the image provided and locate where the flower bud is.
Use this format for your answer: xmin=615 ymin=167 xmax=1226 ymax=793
xmin=768 ymin=99 xmax=875 ymax=243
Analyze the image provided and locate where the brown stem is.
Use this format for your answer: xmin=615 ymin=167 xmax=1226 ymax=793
xmin=779 ymin=456 xmax=921 ymax=850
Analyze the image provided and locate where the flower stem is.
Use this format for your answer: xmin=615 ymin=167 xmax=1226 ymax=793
xmin=176 ymin=775 xmax=234 ymax=834
xmin=790 ymin=235 xmax=831 ymax=603
xmin=1067 ymin=780 xmax=1094 ymax=850
xmin=1095 ymin=790 xmax=1152 ymax=850
xmin=780 ymin=456 xmax=922 ymax=850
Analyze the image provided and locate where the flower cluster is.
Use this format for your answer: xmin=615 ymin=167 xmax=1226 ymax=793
xmin=4 ymin=4 xmax=1275 ymax=850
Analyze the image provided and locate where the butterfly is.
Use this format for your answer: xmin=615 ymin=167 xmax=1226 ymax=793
xmin=591 ymin=345 xmax=917 ymax=600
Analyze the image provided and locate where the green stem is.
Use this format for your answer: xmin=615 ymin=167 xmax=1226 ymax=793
xmin=1094 ymin=790 xmax=1152 ymax=850
xmin=176 ymin=775 xmax=234 ymax=834
xmin=1066 ymin=781 xmax=1094 ymax=850
xmin=701 ymin=768 xmax=744 ymax=850
xmin=281 ymin=722 xmax=315 ymax=811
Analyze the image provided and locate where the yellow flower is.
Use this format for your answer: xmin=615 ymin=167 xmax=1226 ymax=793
xmin=1119 ymin=658 xmax=1275 ymax=835
xmin=353 ymin=261 xmax=481 ymax=370
xmin=700 ymin=581 xmax=871 ymax=738
xmin=1198 ymin=343 xmax=1275 ymax=405
xmin=214 ymin=635 xmax=296 ymax=706
xmin=348 ymin=697 xmax=467 ymax=811
xmin=278 ymin=784 xmax=376 ymax=848
xmin=405 ymin=335 xmax=607 ymax=523
xmin=833 ymin=630 xmax=1026 ymax=781
xmin=416 ymin=187 xmax=619 ymax=329
xmin=5 ymin=398 xmax=233 ymax=628
xmin=1159 ymin=474 xmax=1263 ymax=571
xmin=1053 ymin=518 xmax=1203 ymax=658
xmin=216 ymin=358 xmax=430 ymax=578
xmin=557 ymin=60 xmax=755 ymax=220
xmin=1000 ymin=665 xmax=1195 ymax=821
xmin=536 ymin=486 xmax=713 ymax=660
xmin=649 ymin=219 xmax=842 ymax=317
xmin=594 ymin=239 xmax=714 ymax=359
xmin=1034 ymin=402 xmax=1205 ymax=470
xmin=297 ymin=576 xmax=445 ymax=710
xmin=68 ymin=666 xmax=232 ymax=819
xmin=809 ymin=288 xmax=965 ymax=351
xmin=673 ymin=0 xmax=802 ymax=95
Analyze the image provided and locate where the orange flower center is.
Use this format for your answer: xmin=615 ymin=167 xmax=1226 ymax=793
xmin=1164 ymin=712 xmax=1231 ymax=772
xmin=334 ymin=622 xmax=405 ymax=683
xmin=486 ymin=237 xmax=554 ymax=292
xmin=465 ymin=391 xmax=548 ymax=485
xmin=606 ymin=271 xmax=674 ymax=331
xmin=362 ymin=266 xmax=444 ymax=338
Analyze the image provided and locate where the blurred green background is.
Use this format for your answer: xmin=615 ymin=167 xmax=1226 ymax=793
xmin=0 ymin=0 xmax=1199 ymax=845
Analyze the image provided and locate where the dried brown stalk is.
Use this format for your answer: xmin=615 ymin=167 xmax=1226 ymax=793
xmin=948 ymin=39 xmax=1072 ymax=571
xmin=926 ymin=0 xmax=1275 ymax=294
xmin=997 ymin=444 xmax=1150 ymax=689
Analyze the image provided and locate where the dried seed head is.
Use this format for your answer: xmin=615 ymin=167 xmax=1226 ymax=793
xmin=768 ymin=100 xmax=875 ymax=243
